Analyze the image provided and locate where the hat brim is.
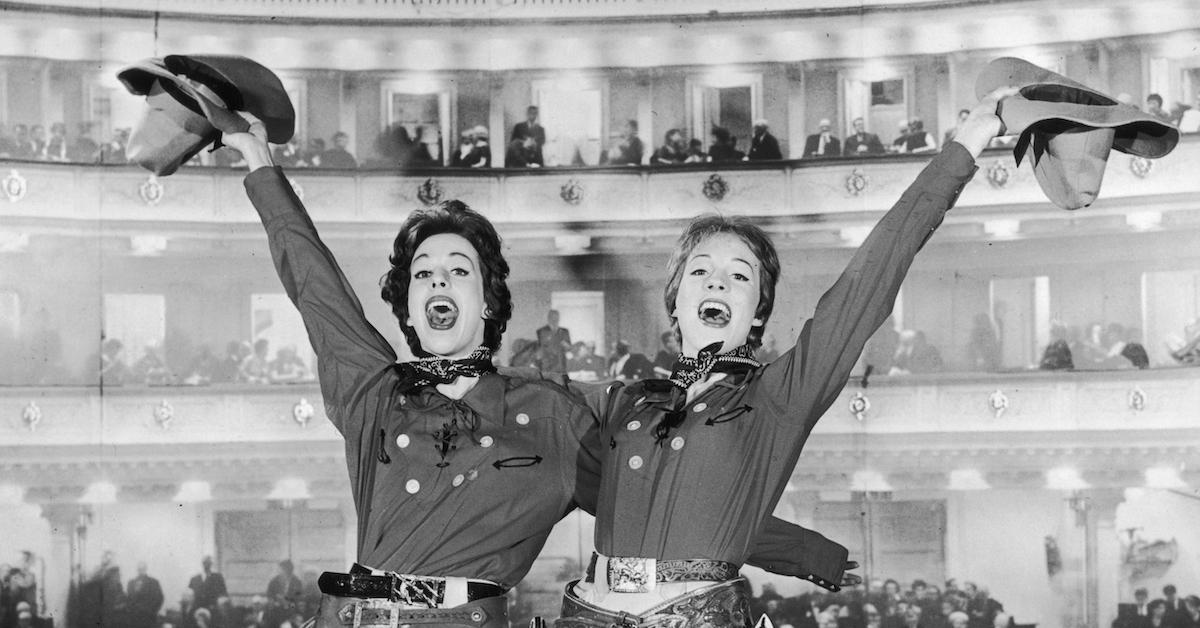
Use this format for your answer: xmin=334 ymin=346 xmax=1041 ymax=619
xmin=164 ymin=54 xmax=295 ymax=144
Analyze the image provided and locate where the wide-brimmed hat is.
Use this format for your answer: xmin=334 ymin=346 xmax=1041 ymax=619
xmin=118 ymin=54 xmax=295 ymax=176
xmin=975 ymin=57 xmax=1178 ymax=210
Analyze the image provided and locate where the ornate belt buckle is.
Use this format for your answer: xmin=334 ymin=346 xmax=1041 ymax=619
xmin=607 ymin=556 xmax=656 ymax=593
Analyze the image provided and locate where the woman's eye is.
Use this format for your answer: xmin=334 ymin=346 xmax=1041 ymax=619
xmin=689 ymin=268 xmax=707 ymax=276
xmin=732 ymin=272 xmax=749 ymax=282
xmin=414 ymin=270 xmax=431 ymax=279
xmin=451 ymin=267 xmax=470 ymax=277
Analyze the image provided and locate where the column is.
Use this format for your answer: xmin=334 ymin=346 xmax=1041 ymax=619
xmin=1085 ymin=489 xmax=1126 ymax=628
xmin=40 ymin=503 xmax=93 ymax=626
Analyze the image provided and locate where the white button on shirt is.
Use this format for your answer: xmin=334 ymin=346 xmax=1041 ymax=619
xmin=405 ymin=479 xmax=420 ymax=494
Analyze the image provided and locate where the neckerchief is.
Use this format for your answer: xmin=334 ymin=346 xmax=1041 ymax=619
xmin=668 ymin=341 xmax=760 ymax=390
xmin=655 ymin=341 xmax=760 ymax=444
xmin=392 ymin=346 xmax=495 ymax=393
xmin=386 ymin=346 xmax=494 ymax=467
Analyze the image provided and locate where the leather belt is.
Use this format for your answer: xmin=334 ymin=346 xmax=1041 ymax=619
xmin=584 ymin=553 xmax=740 ymax=593
xmin=318 ymin=570 xmax=503 ymax=607
xmin=556 ymin=578 xmax=752 ymax=628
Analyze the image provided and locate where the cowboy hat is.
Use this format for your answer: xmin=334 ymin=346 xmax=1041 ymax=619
xmin=975 ymin=57 xmax=1178 ymax=209
xmin=118 ymin=54 xmax=295 ymax=176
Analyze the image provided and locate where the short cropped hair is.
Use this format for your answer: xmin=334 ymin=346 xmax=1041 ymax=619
xmin=380 ymin=200 xmax=512 ymax=356
xmin=1147 ymin=93 xmax=1164 ymax=107
xmin=663 ymin=214 xmax=781 ymax=349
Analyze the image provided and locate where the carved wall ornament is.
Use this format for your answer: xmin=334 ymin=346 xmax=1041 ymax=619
xmin=138 ymin=176 xmax=164 ymax=206
xmin=1129 ymin=156 xmax=1153 ymax=178
xmin=986 ymin=160 xmax=1011 ymax=188
xmin=288 ymin=177 xmax=305 ymax=200
xmin=849 ymin=392 xmax=870 ymax=422
xmin=293 ymin=398 xmax=315 ymax=426
xmin=1127 ymin=386 xmax=1147 ymax=412
xmin=702 ymin=174 xmax=729 ymax=201
xmin=22 ymin=401 xmax=42 ymax=431
xmin=417 ymin=178 xmax=443 ymax=206
xmin=987 ymin=389 xmax=1009 ymax=418
xmin=845 ymin=169 xmax=869 ymax=196
xmin=559 ymin=179 xmax=584 ymax=205
xmin=153 ymin=400 xmax=175 ymax=429
xmin=3 ymin=170 xmax=27 ymax=202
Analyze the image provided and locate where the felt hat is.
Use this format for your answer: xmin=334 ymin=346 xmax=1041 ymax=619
xmin=975 ymin=57 xmax=1178 ymax=210
xmin=118 ymin=54 xmax=295 ymax=176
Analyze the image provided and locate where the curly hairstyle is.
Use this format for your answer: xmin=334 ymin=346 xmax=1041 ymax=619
xmin=663 ymin=214 xmax=780 ymax=349
xmin=380 ymin=199 xmax=512 ymax=356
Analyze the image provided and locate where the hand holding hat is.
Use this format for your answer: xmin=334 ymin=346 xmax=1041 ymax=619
xmin=953 ymin=86 xmax=1021 ymax=158
xmin=218 ymin=112 xmax=275 ymax=172
xmin=975 ymin=57 xmax=1179 ymax=210
xmin=118 ymin=54 xmax=295 ymax=176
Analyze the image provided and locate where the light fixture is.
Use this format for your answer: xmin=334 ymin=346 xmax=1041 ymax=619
xmin=267 ymin=477 xmax=311 ymax=502
xmin=1144 ymin=466 xmax=1186 ymax=489
xmin=0 ymin=484 xmax=25 ymax=504
xmin=79 ymin=481 xmax=119 ymax=504
xmin=984 ymin=219 xmax=1021 ymax=239
xmin=1046 ymin=466 xmax=1088 ymax=491
xmin=130 ymin=235 xmax=168 ymax=256
xmin=173 ymin=481 xmax=213 ymax=503
xmin=850 ymin=470 xmax=892 ymax=492
xmin=0 ymin=231 xmax=30 ymax=252
xmin=554 ymin=235 xmax=592 ymax=255
xmin=840 ymin=226 xmax=872 ymax=247
xmin=1125 ymin=211 xmax=1161 ymax=231
xmin=948 ymin=469 xmax=990 ymax=491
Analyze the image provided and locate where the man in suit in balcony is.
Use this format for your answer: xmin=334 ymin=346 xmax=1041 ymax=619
xmin=187 ymin=556 xmax=227 ymax=614
xmin=748 ymin=119 xmax=782 ymax=160
xmin=843 ymin=117 xmax=885 ymax=156
xmin=510 ymin=105 xmax=545 ymax=166
xmin=803 ymin=118 xmax=840 ymax=158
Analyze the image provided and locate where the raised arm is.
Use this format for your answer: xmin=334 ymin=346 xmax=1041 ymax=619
xmin=745 ymin=516 xmax=859 ymax=591
xmin=762 ymin=90 xmax=1010 ymax=431
xmin=225 ymin=121 xmax=397 ymax=435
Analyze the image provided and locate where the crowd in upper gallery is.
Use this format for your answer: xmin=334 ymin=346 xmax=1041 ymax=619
xmin=3 ymin=90 xmax=1198 ymax=171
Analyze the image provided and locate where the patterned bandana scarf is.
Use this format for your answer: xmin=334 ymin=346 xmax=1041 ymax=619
xmin=668 ymin=341 xmax=760 ymax=390
xmin=393 ymin=346 xmax=496 ymax=393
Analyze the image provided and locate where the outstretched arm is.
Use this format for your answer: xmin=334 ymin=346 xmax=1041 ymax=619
xmin=761 ymin=89 xmax=1012 ymax=433
xmin=745 ymin=517 xmax=860 ymax=592
xmin=224 ymin=120 xmax=397 ymax=435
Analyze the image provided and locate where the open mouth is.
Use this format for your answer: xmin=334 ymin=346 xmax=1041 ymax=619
xmin=697 ymin=299 xmax=731 ymax=328
xmin=425 ymin=297 xmax=459 ymax=330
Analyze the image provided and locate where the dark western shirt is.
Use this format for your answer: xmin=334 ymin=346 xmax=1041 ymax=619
xmin=585 ymin=143 xmax=978 ymax=565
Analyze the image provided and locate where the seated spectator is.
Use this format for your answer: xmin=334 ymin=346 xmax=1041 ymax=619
xmin=464 ymin=125 xmax=492 ymax=168
xmin=182 ymin=345 xmax=219 ymax=386
xmin=303 ymin=138 xmax=326 ymax=167
xmin=131 ymin=344 xmax=174 ymax=386
xmin=892 ymin=330 xmax=943 ymax=374
xmin=505 ymin=135 xmax=540 ymax=168
xmin=1145 ymin=93 xmax=1174 ymax=124
xmin=889 ymin=120 xmax=909 ymax=153
xmin=844 ymin=117 xmax=885 ymax=156
xmin=966 ymin=313 xmax=1001 ymax=371
xmin=272 ymin=137 xmax=306 ymax=167
xmin=608 ymin=340 xmax=652 ymax=381
xmin=44 ymin=122 xmax=68 ymax=161
xmin=97 ymin=338 xmax=130 ymax=386
xmin=565 ymin=341 xmax=606 ymax=382
xmin=508 ymin=338 xmax=539 ymax=368
xmin=0 ymin=123 xmax=16 ymax=157
xmin=804 ymin=118 xmax=840 ymax=158
xmin=748 ymin=118 xmax=783 ymax=160
xmin=239 ymin=339 xmax=271 ymax=384
xmin=320 ymin=132 xmax=357 ymax=168
xmin=652 ymin=331 xmax=679 ymax=378
xmin=450 ymin=128 xmax=475 ymax=166
xmin=653 ymin=128 xmax=688 ymax=164
xmin=601 ymin=119 xmax=644 ymax=165
xmin=943 ymin=109 xmax=971 ymax=146
xmin=510 ymin=105 xmax=545 ymax=166
xmin=708 ymin=126 xmax=745 ymax=162
xmin=68 ymin=122 xmax=100 ymax=162
xmin=29 ymin=125 xmax=46 ymax=159
xmin=1102 ymin=323 xmax=1149 ymax=369
xmin=1039 ymin=323 xmax=1074 ymax=370
xmin=98 ymin=128 xmax=129 ymax=164
xmin=269 ymin=346 xmax=312 ymax=383
xmin=410 ymin=126 xmax=440 ymax=165
xmin=684 ymin=138 xmax=706 ymax=163
xmin=904 ymin=118 xmax=937 ymax=154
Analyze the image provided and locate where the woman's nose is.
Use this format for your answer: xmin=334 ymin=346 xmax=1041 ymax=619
xmin=705 ymin=275 xmax=726 ymax=291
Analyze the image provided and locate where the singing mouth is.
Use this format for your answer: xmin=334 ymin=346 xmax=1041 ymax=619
xmin=697 ymin=299 xmax=731 ymax=328
xmin=425 ymin=297 xmax=459 ymax=330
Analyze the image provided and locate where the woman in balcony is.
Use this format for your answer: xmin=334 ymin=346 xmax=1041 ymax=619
xmin=556 ymin=87 xmax=1015 ymax=628
xmin=218 ymin=115 xmax=863 ymax=628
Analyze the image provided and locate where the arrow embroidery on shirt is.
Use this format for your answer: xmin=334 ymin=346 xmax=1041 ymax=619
xmin=704 ymin=405 xmax=753 ymax=425
xmin=377 ymin=428 xmax=391 ymax=464
xmin=492 ymin=456 xmax=543 ymax=469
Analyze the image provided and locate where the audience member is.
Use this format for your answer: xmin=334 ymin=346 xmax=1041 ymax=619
xmin=748 ymin=119 xmax=783 ymax=160
xmin=1146 ymin=94 xmax=1174 ymax=124
xmin=132 ymin=344 xmax=175 ymax=386
xmin=565 ymin=341 xmax=606 ymax=381
xmin=891 ymin=330 xmax=943 ymax=374
xmin=708 ymin=126 xmax=745 ymax=162
xmin=265 ymin=560 xmax=302 ymax=628
xmin=1039 ymin=322 xmax=1074 ymax=370
xmin=303 ymin=138 xmax=326 ymax=167
xmin=268 ymin=346 xmax=312 ymax=383
xmin=188 ymin=556 xmax=227 ymax=613
xmin=684 ymin=138 xmax=707 ymax=163
xmin=450 ymin=128 xmax=475 ymax=166
xmin=844 ymin=117 xmax=885 ymax=156
xmin=535 ymin=309 xmax=571 ymax=372
xmin=890 ymin=120 xmax=910 ymax=153
xmin=903 ymin=118 xmax=937 ymax=154
xmin=98 ymin=128 xmax=129 ymax=164
xmin=505 ymin=135 xmax=540 ymax=168
xmin=511 ymin=105 xmax=546 ymax=166
xmin=320 ymin=131 xmax=357 ymax=168
xmin=272 ymin=137 xmax=306 ymax=167
xmin=653 ymin=128 xmax=688 ymax=164
xmin=466 ymin=125 xmax=492 ymax=167
xmin=44 ymin=123 xmax=68 ymax=161
xmin=239 ymin=339 xmax=271 ymax=384
xmin=28 ymin=125 xmax=46 ymax=160
xmin=1168 ymin=318 xmax=1200 ymax=365
xmin=652 ymin=331 xmax=680 ymax=378
xmin=69 ymin=122 xmax=100 ymax=162
xmin=966 ymin=313 xmax=1001 ymax=371
xmin=77 ymin=551 xmax=124 ymax=628
xmin=608 ymin=340 xmax=652 ymax=381
xmin=601 ymin=119 xmax=644 ymax=165
xmin=943 ymin=109 xmax=971 ymax=146
xmin=804 ymin=118 xmax=841 ymax=158
xmin=126 ymin=562 xmax=164 ymax=628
